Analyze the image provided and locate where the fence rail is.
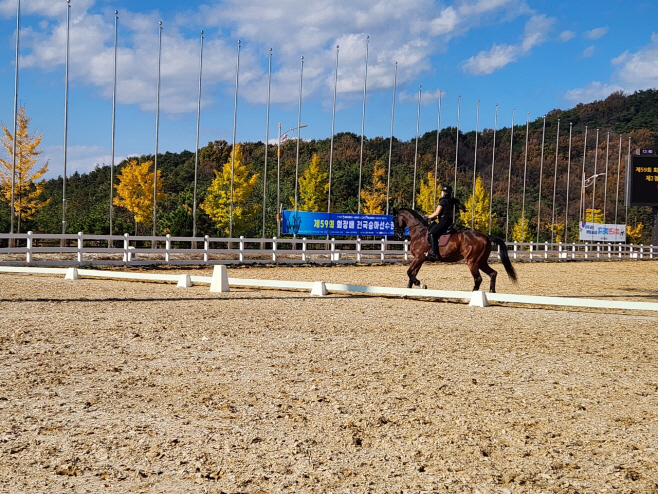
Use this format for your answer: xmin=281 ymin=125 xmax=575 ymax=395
xmin=0 ymin=232 xmax=655 ymax=266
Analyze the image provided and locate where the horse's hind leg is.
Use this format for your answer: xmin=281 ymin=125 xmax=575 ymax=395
xmin=480 ymin=262 xmax=498 ymax=293
xmin=468 ymin=262 xmax=483 ymax=291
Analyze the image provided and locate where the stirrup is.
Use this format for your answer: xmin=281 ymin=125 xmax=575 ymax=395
xmin=427 ymin=251 xmax=438 ymax=261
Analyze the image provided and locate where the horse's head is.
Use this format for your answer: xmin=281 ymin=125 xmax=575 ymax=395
xmin=392 ymin=209 xmax=407 ymax=239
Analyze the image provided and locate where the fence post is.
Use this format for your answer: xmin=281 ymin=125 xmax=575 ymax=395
xmin=332 ymin=238 xmax=340 ymax=262
xmin=640 ymin=244 xmax=644 ymax=260
xmin=204 ymin=235 xmax=209 ymax=265
xmin=585 ymin=242 xmax=589 ymax=259
xmin=513 ymin=241 xmax=518 ymax=260
xmin=558 ymin=242 xmax=562 ymax=260
xmin=239 ymin=236 xmax=245 ymax=263
xmin=596 ymin=243 xmax=600 ymax=259
xmin=302 ymin=237 xmax=307 ymax=262
xmin=26 ymin=231 xmax=33 ymax=264
xmin=380 ymin=237 xmax=386 ymax=262
xmin=77 ymin=232 xmax=83 ymax=265
xmin=404 ymin=239 xmax=409 ymax=261
xmin=165 ymin=234 xmax=171 ymax=263
xmin=272 ymin=237 xmax=277 ymax=263
xmin=123 ymin=233 xmax=130 ymax=265
xmin=571 ymin=242 xmax=576 ymax=260
xmin=544 ymin=241 xmax=548 ymax=260
xmin=356 ymin=237 xmax=362 ymax=263
xmin=619 ymin=243 xmax=622 ymax=260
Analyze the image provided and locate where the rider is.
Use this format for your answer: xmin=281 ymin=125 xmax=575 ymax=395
xmin=424 ymin=185 xmax=457 ymax=260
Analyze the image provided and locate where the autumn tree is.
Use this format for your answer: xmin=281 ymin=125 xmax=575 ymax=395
xmin=294 ymin=153 xmax=328 ymax=212
xmin=416 ymin=171 xmax=438 ymax=215
xmin=511 ymin=213 xmax=531 ymax=242
xmin=113 ymin=159 xmax=165 ymax=233
xmin=0 ymin=105 xmax=50 ymax=232
xmin=361 ymin=160 xmax=387 ymax=214
xmin=459 ymin=175 xmax=494 ymax=231
xmin=201 ymin=144 xmax=259 ymax=235
xmin=584 ymin=208 xmax=604 ymax=224
xmin=626 ymin=223 xmax=644 ymax=244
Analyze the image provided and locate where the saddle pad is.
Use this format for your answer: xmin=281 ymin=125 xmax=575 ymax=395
xmin=438 ymin=234 xmax=451 ymax=248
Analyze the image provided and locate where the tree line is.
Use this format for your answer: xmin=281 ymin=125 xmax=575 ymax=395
xmin=1 ymin=90 xmax=657 ymax=244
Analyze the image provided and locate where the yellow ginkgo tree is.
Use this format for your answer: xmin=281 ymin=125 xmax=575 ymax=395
xmin=0 ymin=105 xmax=50 ymax=232
xmin=459 ymin=175 xmax=494 ymax=231
xmin=293 ymin=153 xmax=328 ymax=212
xmin=201 ymin=144 xmax=259 ymax=235
xmin=113 ymin=159 xmax=165 ymax=232
xmin=361 ymin=160 xmax=387 ymax=214
xmin=511 ymin=212 xmax=532 ymax=243
xmin=416 ymin=171 xmax=438 ymax=215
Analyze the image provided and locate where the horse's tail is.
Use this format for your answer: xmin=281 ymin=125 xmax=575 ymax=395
xmin=490 ymin=236 xmax=517 ymax=283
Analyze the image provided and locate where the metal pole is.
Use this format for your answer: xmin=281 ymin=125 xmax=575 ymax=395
xmin=591 ymin=129 xmax=599 ymax=215
xmin=385 ymin=61 xmax=397 ymax=216
xmin=625 ymin=137 xmax=631 ymax=224
xmin=505 ymin=108 xmax=515 ymax=241
xmin=357 ymin=36 xmax=369 ymax=215
xmin=229 ymin=40 xmax=240 ymax=236
xmin=62 ymin=0 xmax=71 ymax=236
xmin=262 ymin=48 xmax=272 ymax=238
xmin=564 ymin=123 xmax=573 ymax=242
xmin=471 ymin=99 xmax=479 ymax=229
xmin=488 ymin=103 xmax=497 ymax=235
xmin=579 ymin=126 xmax=588 ymax=223
xmin=192 ymin=31 xmax=203 ymax=239
xmin=328 ymin=45 xmax=339 ymax=214
xmin=412 ymin=85 xmax=421 ymax=209
xmin=453 ymin=95 xmax=461 ymax=221
xmin=550 ymin=119 xmax=560 ymax=244
xmin=603 ymin=131 xmax=610 ymax=224
xmin=109 ymin=10 xmax=118 ymax=237
xmin=294 ymin=56 xmax=303 ymax=212
xmin=520 ymin=112 xmax=529 ymax=238
xmin=152 ymin=21 xmax=162 ymax=238
xmin=10 ymin=0 xmax=20 ymax=235
xmin=614 ymin=135 xmax=622 ymax=226
xmin=433 ymin=90 xmax=442 ymax=210
xmin=536 ymin=115 xmax=546 ymax=242
xmin=277 ymin=123 xmax=281 ymax=236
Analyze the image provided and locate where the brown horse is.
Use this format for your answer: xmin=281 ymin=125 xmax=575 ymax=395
xmin=393 ymin=208 xmax=517 ymax=292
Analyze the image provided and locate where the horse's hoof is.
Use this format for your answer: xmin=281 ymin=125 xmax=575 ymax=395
xmin=420 ymin=284 xmax=427 ymax=289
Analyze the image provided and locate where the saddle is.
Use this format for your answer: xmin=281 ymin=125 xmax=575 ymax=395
xmin=427 ymin=226 xmax=456 ymax=247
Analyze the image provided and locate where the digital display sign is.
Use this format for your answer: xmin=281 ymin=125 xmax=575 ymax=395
xmin=629 ymin=155 xmax=658 ymax=206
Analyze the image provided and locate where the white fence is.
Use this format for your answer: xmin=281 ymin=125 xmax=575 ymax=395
xmin=0 ymin=232 xmax=655 ymax=266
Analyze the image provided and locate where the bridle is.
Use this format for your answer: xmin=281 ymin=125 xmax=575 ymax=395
xmin=393 ymin=210 xmax=427 ymax=239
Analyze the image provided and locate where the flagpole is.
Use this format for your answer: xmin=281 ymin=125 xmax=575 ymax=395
xmin=229 ymin=40 xmax=240 ymax=237
xmin=294 ymin=56 xmax=303 ymax=213
xmin=471 ymin=99 xmax=479 ymax=229
xmin=109 ymin=10 xmax=118 ymax=237
xmin=520 ymin=112 xmax=529 ymax=238
xmin=412 ymin=85 xmax=421 ymax=209
xmin=625 ymin=137 xmax=631 ymax=225
xmin=328 ymin=45 xmax=339 ymax=214
xmin=591 ymin=129 xmax=599 ymax=215
xmin=579 ymin=126 xmax=588 ymax=223
xmin=550 ymin=119 xmax=560 ymax=244
xmin=357 ymin=36 xmax=368 ymax=215
xmin=453 ymin=94 xmax=461 ymax=222
xmin=488 ymin=103 xmax=497 ymax=235
xmin=505 ymin=108 xmax=515 ymax=241
xmin=192 ymin=30 xmax=203 ymax=239
xmin=614 ymin=135 xmax=622 ymax=226
xmin=603 ymin=131 xmax=610 ymax=224
xmin=276 ymin=122 xmax=281 ymax=236
xmin=62 ymin=0 xmax=71 ymax=237
xmin=385 ymin=61 xmax=397 ymax=216
xmin=10 ymin=0 xmax=20 ymax=235
xmin=564 ymin=123 xmax=573 ymax=242
xmin=152 ymin=21 xmax=162 ymax=238
xmin=262 ymin=48 xmax=272 ymax=238
xmin=536 ymin=115 xmax=546 ymax=242
xmin=433 ymin=90 xmax=442 ymax=210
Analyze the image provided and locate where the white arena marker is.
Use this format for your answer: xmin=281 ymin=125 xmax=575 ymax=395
xmin=209 ymin=265 xmax=230 ymax=293
xmin=64 ymin=267 xmax=80 ymax=280
xmin=310 ymin=281 xmax=328 ymax=297
xmin=469 ymin=290 xmax=489 ymax=307
xmin=177 ymin=274 xmax=193 ymax=288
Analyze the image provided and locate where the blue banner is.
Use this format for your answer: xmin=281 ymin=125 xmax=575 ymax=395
xmin=282 ymin=210 xmax=394 ymax=236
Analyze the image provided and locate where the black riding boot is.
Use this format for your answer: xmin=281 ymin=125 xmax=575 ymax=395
xmin=427 ymin=233 xmax=439 ymax=261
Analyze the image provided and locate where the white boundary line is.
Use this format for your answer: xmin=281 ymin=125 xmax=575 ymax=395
xmin=1 ymin=266 xmax=657 ymax=312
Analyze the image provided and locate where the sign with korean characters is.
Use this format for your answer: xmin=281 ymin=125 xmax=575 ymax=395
xmin=629 ymin=155 xmax=658 ymax=206
xmin=579 ymin=222 xmax=627 ymax=242
xmin=282 ymin=210 xmax=394 ymax=236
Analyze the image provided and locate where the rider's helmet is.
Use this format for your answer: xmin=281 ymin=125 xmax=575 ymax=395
xmin=441 ymin=184 xmax=453 ymax=196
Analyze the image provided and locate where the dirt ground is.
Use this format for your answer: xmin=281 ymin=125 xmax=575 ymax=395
xmin=1 ymin=261 xmax=658 ymax=494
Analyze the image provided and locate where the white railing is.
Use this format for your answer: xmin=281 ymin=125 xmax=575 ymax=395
xmin=0 ymin=232 xmax=654 ymax=266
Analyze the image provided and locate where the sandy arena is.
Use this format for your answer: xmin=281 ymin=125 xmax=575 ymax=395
xmin=1 ymin=261 xmax=658 ymax=493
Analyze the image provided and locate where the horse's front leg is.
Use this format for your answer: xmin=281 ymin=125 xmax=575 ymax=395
xmin=406 ymin=259 xmax=423 ymax=288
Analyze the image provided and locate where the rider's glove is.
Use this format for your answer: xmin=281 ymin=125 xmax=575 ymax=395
xmin=423 ymin=216 xmax=429 ymax=221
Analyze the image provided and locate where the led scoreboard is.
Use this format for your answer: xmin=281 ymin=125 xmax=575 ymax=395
xmin=629 ymin=151 xmax=658 ymax=207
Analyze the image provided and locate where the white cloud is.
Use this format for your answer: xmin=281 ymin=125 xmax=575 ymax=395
xmin=584 ymin=26 xmax=608 ymax=40
xmin=581 ymin=45 xmax=595 ymax=58
xmin=563 ymin=81 xmax=624 ymax=104
xmin=611 ymin=50 xmax=629 ymax=66
xmin=558 ymin=30 xmax=575 ymax=42
xmin=462 ymin=13 xmax=554 ymax=75
xmin=42 ymin=144 xmax=139 ymax=179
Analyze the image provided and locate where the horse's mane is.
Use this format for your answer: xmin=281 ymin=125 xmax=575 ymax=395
xmin=398 ymin=208 xmax=427 ymax=225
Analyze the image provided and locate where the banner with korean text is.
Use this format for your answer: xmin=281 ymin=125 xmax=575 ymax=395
xmin=579 ymin=222 xmax=626 ymax=242
xmin=282 ymin=210 xmax=394 ymax=236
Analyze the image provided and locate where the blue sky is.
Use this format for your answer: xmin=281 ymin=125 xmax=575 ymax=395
xmin=0 ymin=0 xmax=657 ymax=179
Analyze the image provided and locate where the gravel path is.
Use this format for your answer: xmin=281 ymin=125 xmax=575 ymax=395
xmin=1 ymin=261 xmax=657 ymax=493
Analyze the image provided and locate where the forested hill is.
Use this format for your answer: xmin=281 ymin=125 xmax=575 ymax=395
xmin=3 ymin=89 xmax=657 ymax=243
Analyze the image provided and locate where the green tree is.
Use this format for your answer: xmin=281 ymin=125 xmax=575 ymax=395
xmin=361 ymin=160 xmax=387 ymax=214
xmin=459 ymin=175 xmax=493 ymax=231
xmin=0 ymin=105 xmax=50 ymax=232
xmin=201 ymin=144 xmax=259 ymax=235
xmin=294 ymin=153 xmax=328 ymax=212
